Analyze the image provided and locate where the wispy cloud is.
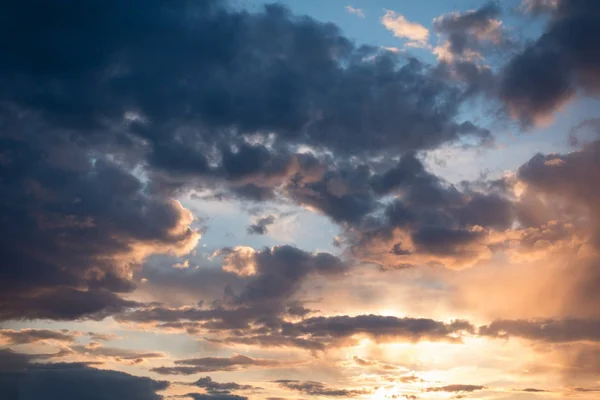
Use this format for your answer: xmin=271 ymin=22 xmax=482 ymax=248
xmin=345 ymin=5 xmax=365 ymax=18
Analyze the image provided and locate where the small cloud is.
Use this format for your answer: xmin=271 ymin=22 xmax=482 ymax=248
xmin=247 ymin=215 xmax=276 ymax=235
xmin=172 ymin=259 xmax=190 ymax=269
xmin=544 ymin=158 xmax=565 ymax=167
xmin=381 ymin=9 xmax=429 ymax=46
xmin=382 ymin=46 xmax=402 ymax=53
xmin=520 ymin=0 xmax=558 ymax=15
xmin=345 ymin=5 xmax=365 ymax=18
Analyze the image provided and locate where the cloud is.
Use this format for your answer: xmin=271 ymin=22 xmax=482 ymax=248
xmin=381 ymin=10 xmax=429 ymax=46
xmin=151 ymin=354 xmax=289 ymax=375
xmin=345 ymin=5 xmax=365 ymax=18
xmin=68 ymin=343 xmax=166 ymax=365
xmin=275 ymin=380 xmax=368 ymax=397
xmin=0 ymin=288 xmax=141 ymax=321
xmin=0 ymin=136 xmax=199 ymax=320
xmin=0 ymin=349 xmax=168 ymax=400
xmin=480 ymin=319 xmax=600 ymax=343
xmin=191 ymin=376 xmax=256 ymax=394
xmin=247 ymin=215 xmax=276 ymax=235
xmin=283 ymin=314 xmax=474 ymax=345
xmin=520 ymin=0 xmax=559 ymax=15
xmin=500 ymin=0 xmax=600 ymax=125
xmin=515 ymin=139 xmax=600 ymax=317
xmin=433 ymin=2 xmax=506 ymax=62
xmin=0 ymin=329 xmax=76 ymax=345
xmin=218 ymin=245 xmax=347 ymax=305
xmin=185 ymin=394 xmax=248 ymax=400
xmin=0 ymin=0 xmax=497 ymax=323
xmin=425 ymin=384 xmax=485 ymax=393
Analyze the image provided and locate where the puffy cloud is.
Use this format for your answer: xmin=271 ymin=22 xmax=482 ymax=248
xmin=0 ymin=0 xmax=485 ymax=161
xmin=217 ymin=245 xmax=347 ymax=305
xmin=240 ymin=246 xmax=346 ymax=302
xmin=381 ymin=10 xmax=429 ymax=46
xmin=433 ymin=2 xmax=506 ymax=62
xmin=500 ymin=0 xmax=600 ymax=125
xmin=0 ymin=0 xmax=496 ymax=323
xmin=0 ymin=136 xmax=199 ymax=320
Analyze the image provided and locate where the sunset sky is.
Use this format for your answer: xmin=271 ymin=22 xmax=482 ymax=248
xmin=2 ymin=1 xmax=600 ymax=399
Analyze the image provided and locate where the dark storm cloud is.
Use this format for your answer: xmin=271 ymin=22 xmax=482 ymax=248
xmin=0 ymin=0 xmax=487 ymax=159
xmin=500 ymin=0 xmax=600 ymax=125
xmin=0 ymin=288 xmax=141 ymax=321
xmin=151 ymin=354 xmax=287 ymax=375
xmin=286 ymin=148 xmax=496 ymax=235
xmin=275 ymin=380 xmax=368 ymax=397
xmin=0 ymin=0 xmax=497 ymax=322
xmin=0 ymin=350 xmax=168 ymax=400
xmin=0 ymin=329 xmax=76 ymax=345
xmin=0 ymin=134 xmax=198 ymax=321
xmin=0 ymin=349 xmax=40 ymax=371
xmin=247 ymin=215 xmax=276 ymax=235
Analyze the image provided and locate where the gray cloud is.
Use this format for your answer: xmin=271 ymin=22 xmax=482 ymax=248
xmin=480 ymin=319 xmax=600 ymax=343
xmin=151 ymin=354 xmax=288 ymax=375
xmin=275 ymin=380 xmax=368 ymax=397
xmin=425 ymin=384 xmax=485 ymax=392
xmin=247 ymin=215 xmax=276 ymax=235
xmin=0 ymin=329 xmax=76 ymax=345
xmin=500 ymin=0 xmax=600 ymax=125
xmin=283 ymin=315 xmax=474 ymax=345
xmin=191 ymin=376 xmax=256 ymax=395
xmin=185 ymin=394 xmax=248 ymax=400
xmin=0 ymin=349 xmax=168 ymax=400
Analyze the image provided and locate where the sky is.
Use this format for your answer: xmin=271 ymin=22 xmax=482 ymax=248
xmin=1 ymin=0 xmax=600 ymax=399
